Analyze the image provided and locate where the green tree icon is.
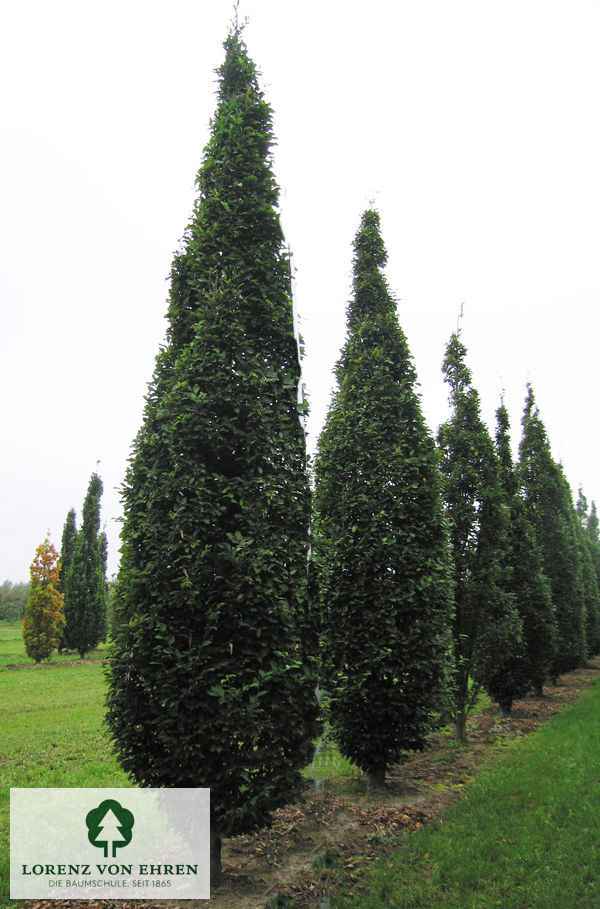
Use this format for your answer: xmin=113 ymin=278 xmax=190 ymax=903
xmin=86 ymin=799 xmax=134 ymax=858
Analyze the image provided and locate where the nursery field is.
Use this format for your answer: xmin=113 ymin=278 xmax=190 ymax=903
xmin=1 ymin=620 xmax=600 ymax=908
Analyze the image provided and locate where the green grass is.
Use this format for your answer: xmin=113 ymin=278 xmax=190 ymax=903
xmin=304 ymin=740 xmax=361 ymax=784
xmin=333 ymin=677 xmax=600 ymax=909
xmin=0 ymin=623 xmax=129 ymax=907
xmin=0 ymin=619 xmax=107 ymax=668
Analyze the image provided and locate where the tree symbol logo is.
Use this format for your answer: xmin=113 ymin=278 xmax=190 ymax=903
xmin=86 ymin=799 xmax=134 ymax=858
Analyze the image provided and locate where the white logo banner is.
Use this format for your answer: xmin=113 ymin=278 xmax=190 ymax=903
xmin=10 ymin=787 xmax=210 ymax=899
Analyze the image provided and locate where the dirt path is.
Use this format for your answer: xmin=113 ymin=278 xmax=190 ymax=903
xmin=23 ymin=659 xmax=600 ymax=909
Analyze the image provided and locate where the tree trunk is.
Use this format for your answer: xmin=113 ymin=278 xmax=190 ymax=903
xmin=368 ymin=766 xmax=386 ymax=790
xmin=455 ymin=711 xmax=468 ymax=744
xmin=533 ymin=681 xmax=544 ymax=698
xmin=499 ymin=701 xmax=512 ymax=719
xmin=210 ymin=830 xmax=222 ymax=887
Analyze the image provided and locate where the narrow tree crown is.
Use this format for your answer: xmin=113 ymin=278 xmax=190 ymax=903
xmin=107 ymin=30 xmax=318 ymax=846
xmin=314 ymin=209 xmax=453 ymax=781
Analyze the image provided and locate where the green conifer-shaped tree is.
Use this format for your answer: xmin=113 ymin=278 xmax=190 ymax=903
xmin=587 ymin=501 xmax=600 ymax=586
xmin=58 ymin=507 xmax=77 ymax=651
xmin=313 ymin=209 xmax=453 ymax=788
xmin=519 ymin=386 xmax=586 ymax=676
xmin=495 ymin=401 xmax=554 ymax=699
xmin=106 ymin=29 xmax=319 ymax=881
xmin=65 ymin=473 xmax=108 ymax=658
xmin=576 ymin=489 xmax=600 ymax=656
xmin=437 ymin=333 xmax=521 ymax=739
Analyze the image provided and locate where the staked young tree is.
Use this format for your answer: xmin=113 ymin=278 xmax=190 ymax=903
xmin=58 ymin=507 xmax=77 ymax=651
xmin=106 ymin=28 xmax=319 ymax=881
xmin=23 ymin=536 xmax=65 ymax=663
xmin=437 ymin=333 xmax=522 ymax=739
xmin=495 ymin=402 xmax=554 ymax=699
xmin=313 ymin=209 xmax=454 ymax=788
xmin=519 ymin=386 xmax=586 ymax=676
xmin=576 ymin=489 xmax=600 ymax=656
xmin=65 ymin=473 xmax=108 ymax=658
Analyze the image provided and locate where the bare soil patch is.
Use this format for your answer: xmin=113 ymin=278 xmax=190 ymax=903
xmin=23 ymin=659 xmax=600 ymax=909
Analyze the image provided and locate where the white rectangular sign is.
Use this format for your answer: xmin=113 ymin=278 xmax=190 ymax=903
xmin=10 ymin=787 xmax=210 ymax=899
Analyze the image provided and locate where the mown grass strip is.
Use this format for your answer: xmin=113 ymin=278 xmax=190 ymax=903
xmin=333 ymin=677 xmax=600 ymax=908
xmin=0 ymin=658 xmax=130 ymax=907
xmin=0 ymin=621 xmax=107 ymax=669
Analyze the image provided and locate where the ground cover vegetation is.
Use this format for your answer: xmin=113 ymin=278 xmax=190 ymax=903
xmin=331 ymin=670 xmax=600 ymax=909
xmin=6 ymin=18 xmax=600 ymax=908
xmin=1 ymin=624 xmax=597 ymax=909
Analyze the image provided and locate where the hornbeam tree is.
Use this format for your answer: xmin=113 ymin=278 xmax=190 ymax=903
xmin=576 ymin=489 xmax=600 ymax=656
xmin=106 ymin=28 xmax=319 ymax=882
xmin=58 ymin=507 xmax=77 ymax=651
xmin=495 ymin=401 xmax=554 ymax=699
xmin=65 ymin=473 xmax=108 ymax=658
xmin=313 ymin=209 xmax=453 ymax=788
xmin=519 ymin=386 xmax=586 ymax=676
xmin=437 ymin=333 xmax=521 ymax=739
xmin=23 ymin=536 xmax=64 ymax=663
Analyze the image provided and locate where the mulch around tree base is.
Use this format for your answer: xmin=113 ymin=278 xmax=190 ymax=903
xmin=20 ymin=659 xmax=600 ymax=909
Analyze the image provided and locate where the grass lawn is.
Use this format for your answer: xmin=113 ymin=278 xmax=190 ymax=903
xmin=0 ymin=623 xmax=130 ymax=907
xmin=333 ymin=675 xmax=600 ymax=908
xmin=0 ymin=620 xmax=107 ymax=668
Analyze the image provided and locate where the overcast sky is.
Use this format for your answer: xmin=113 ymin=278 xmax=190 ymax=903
xmin=2 ymin=0 xmax=600 ymax=582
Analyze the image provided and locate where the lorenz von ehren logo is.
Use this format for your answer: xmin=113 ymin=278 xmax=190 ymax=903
xmin=10 ymin=787 xmax=210 ymax=900
xmin=86 ymin=799 xmax=134 ymax=858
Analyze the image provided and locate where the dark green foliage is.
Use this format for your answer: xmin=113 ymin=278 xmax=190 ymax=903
xmin=106 ymin=29 xmax=319 ymax=863
xmin=495 ymin=402 xmax=554 ymax=698
xmin=58 ymin=507 xmax=77 ymax=650
xmin=0 ymin=580 xmax=29 ymax=621
xmin=519 ymin=386 xmax=586 ymax=676
xmin=313 ymin=209 xmax=453 ymax=786
xmin=437 ymin=334 xmax=521 ymax=736
xmin=575 ymin=489 xmax=600 ymax=656
xmin=64 ymin=474 xmax=108 ymax=658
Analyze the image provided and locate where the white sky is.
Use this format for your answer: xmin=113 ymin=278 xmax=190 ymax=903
xmin=2 ymin=0 xmax=599 ymax=582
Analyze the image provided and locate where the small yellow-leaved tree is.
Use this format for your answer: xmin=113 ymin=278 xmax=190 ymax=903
xmin=23 ymin=537 xmax=65 ymax=662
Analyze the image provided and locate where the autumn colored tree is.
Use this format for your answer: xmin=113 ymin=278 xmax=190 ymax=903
xmin=58 ymin=507 xmax=77 ymax=651
xmin=313 ymin=210 xmax=453 ymax=787
xmin=65 ymin=473 xmax=108 ymax=658
xmin=495 ymin=401 xmax=554 ymax=699
xmin=437 ymin=333 xmax=521 ymax=739
xmin=106 ymin=28 xmax=319 ymax=881
xmin=23 ymin=536 xmax=65 ymax=662
xmin=519 ymin=386 xmax=586 ymax=676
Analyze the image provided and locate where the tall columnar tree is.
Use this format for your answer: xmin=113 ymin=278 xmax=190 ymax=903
xmin=576 ymin=489 xmax=600 ymax=656
xmin=587 ymin=501 xmax=600 ymax=588
xmin=23 ymin=537 xmax=64 ymax=663
xmin=519 ymin=386 xmax=586 ymax=676
xmin=437 ymin=333 xmax=521 ymax=739
xmin=65 ymin=473 xmax=108 ymax=658
xmin=106 ymin=29 xmax=319 ymax=881
xmin=495 ymin=402 xmax=554 ymax=698
xmin=58 ymin=507 xmax=77 ymax=651
xmin=313 ymin=209 xmax=453 ymax=788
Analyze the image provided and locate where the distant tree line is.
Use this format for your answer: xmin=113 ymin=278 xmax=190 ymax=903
xmin=0 ymin=580 xmax=29 ymax=621
xmin=101 ymin=26 xmax=600 ymax=882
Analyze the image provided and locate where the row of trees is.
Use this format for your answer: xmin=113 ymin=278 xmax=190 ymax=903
xmin=105 ymin=27 xmax=599 ymax=881
xmin=22 ymin=473 xmax=108 ymax=662
xmin=0 ymin=579 xmax=29 ymax=621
